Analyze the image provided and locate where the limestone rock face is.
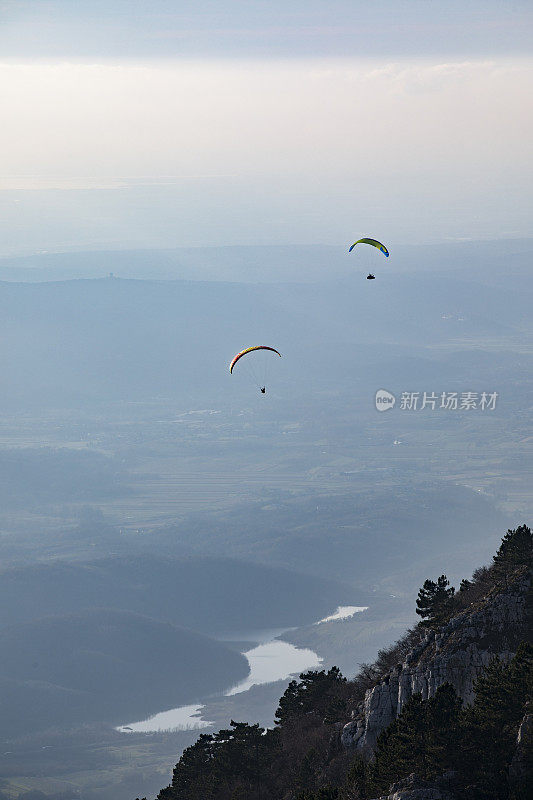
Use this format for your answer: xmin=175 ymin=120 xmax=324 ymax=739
xmin=369 ymin=772 xmax=457 ymax=800
xmin=342 ymin=570 xmax=531 ymax=752
xmin=509 ymin=712 xmax=533 ymax=788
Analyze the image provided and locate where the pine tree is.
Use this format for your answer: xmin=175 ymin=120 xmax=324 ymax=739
xmin=459 ymin=642 xmax=533 ymax=799
xmin=159 ymin=721 xmax=281 ymax=799
xmin=275 ymin=667 xmax=346 ymax=725
xmin=161 ymin=733 xmax=219 ymax=800
xmin=345 ymin=754 xmax=370 ymax=799
xmin=493 ymin=525 xmax=533 ymax=583
xmin=215 ymin=721 xmax=278 ymax=792
xmin=368 ymin=685 xmax=463 ymax=795
xmin=415 ymin=575 xmax=455 ymax=627
xmin=297 ymin=748 xmax=320 ymax=791
xmin=424 ymin=683 xmax=463 ymax=776
xmin=369 ymin=694 xmax=428 ymax=792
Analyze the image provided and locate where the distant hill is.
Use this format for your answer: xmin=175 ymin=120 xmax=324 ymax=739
xmin=155 ymin=484 xmax=508 ymax=592
xmin=0 ymin=239 xmax=531 ymax=283
xmin=0 ymin=554 xmax=355 ymax=634
xmin=0 ymin=608 xmax=249 ymax=737
xmin=0 ymin=241 xmax=530 ymax=409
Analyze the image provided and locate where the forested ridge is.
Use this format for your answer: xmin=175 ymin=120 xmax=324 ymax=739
xmin=141 ymin=525 xmax=532 ymax=800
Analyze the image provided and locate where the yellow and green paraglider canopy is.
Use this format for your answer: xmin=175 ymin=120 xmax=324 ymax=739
xmin=349 ymin=238 xmax=389 ymax=257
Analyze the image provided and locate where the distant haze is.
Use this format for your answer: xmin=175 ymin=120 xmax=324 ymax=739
xmin=0 ymin=5 xmax=531 ymax=796
xmin=0 ymin=2 xmax=531 ymax=258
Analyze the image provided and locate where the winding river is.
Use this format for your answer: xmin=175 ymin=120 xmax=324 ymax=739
xmin=117 ymin=605 xmax=367 ymax=733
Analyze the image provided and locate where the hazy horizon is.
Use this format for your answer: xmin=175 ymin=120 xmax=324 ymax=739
xmin=0 ymin=1 xmax=531 ymax=259
xmin=0 ymin=4 xmax=531 ymax=798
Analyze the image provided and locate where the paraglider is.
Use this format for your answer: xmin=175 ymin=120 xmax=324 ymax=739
xmin=348 ymin=237 xmax=389 ymax=279
xmin=229 ymin=346 xmax=282 ymax=394
xmin=229 ymin=346 xmax=282 ymax=374
xmin=349 ymin=238 xmax=389 ymax=257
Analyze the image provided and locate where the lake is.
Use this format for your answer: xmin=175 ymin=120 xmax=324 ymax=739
xmin=117 ymin=605 xmax=367 ymax=733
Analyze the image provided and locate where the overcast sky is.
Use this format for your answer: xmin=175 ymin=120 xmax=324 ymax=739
xmin=2 ymin=1 xmax=532 ymax=59
xmin=0 ymin=1 xmax=531 ymax=254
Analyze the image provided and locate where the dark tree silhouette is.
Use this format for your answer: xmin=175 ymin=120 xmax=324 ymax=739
xmin=493 ymin=525 xmax=533 ymax=584
xmin=275 ymin=667 xmax=346 ymax=725
xmin=415 ymin=574 xmax=455 ymax=627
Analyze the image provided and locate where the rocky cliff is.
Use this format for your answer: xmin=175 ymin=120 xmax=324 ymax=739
xmin=342 ymin=568 xmax=532 ymax=753
xmin=369 ymin=772 xmax=457 ymax=800
xmin=149 ymin=528 xmax=532 ymax=800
